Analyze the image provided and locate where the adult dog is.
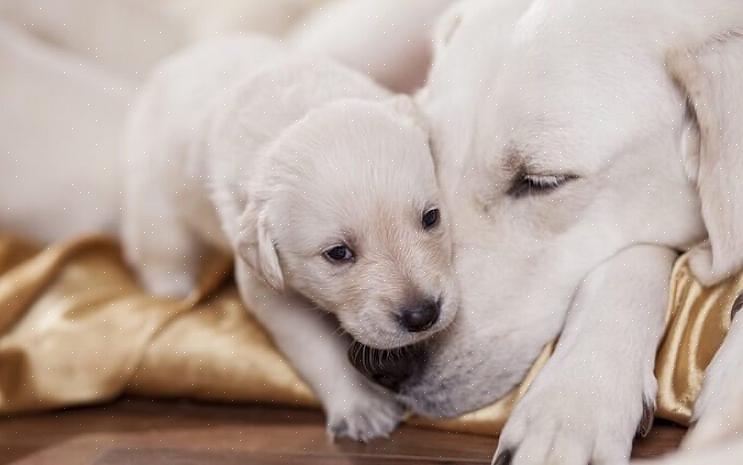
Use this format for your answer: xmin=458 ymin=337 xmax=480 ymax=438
xmin=350 ymin=0 xmax=743 ymax=463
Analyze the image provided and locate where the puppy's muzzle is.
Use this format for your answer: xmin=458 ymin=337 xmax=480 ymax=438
xmin=348 ymin=342 xmax=426 ymax=393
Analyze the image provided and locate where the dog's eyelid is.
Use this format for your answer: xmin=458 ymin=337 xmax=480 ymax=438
xmin=422 ymin=201 xmax=439 ymax=212
xmin=507 ymin=171 xmax=579 ymax=198
xmin=321 ymin=231 xmax=359 ymax=256
xmin=523 ymin=173 xmax=576 ymax=186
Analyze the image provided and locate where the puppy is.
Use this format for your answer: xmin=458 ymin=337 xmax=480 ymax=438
xmin=121 ymin=36 xmax=458 ymax=440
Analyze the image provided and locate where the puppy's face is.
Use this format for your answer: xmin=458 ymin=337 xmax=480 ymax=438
xmin=348 ymin=0 xmax=736 ymax=417
xmin=250 ymin=98 xmax=458 ymax=349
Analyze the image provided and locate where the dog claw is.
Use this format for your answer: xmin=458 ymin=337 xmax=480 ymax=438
xmin=329 ymin=418 xmax=349 ymax=440
xmin=731 ymin=293 xmax=743 ymax=321
xmin=491 ymin=449 xmax=512 ymax=465
xmin=637 ymin=396 xmax=655 ymax=438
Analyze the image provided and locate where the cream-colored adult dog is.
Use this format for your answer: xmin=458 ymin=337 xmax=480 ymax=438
xmin=349 ymin=0 xmax=743 ymax=462
xmin=121 ymin=36 xmax=458 ymax=440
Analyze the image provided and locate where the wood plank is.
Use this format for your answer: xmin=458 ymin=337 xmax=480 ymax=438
xmin=0 ymin=398 xmax=685 ymax=465
xmin=94 ymin=448 xmax=488 ymax=465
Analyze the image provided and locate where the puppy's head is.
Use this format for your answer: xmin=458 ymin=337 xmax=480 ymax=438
xmin=238 ymin=96 xmax=458 ymax=349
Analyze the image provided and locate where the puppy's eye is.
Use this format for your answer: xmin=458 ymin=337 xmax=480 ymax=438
xmin=324 ymin=244 xmax=354 ymax=263
xmin=422 ymin=208 xmax=440 ymax=230
xmin=507 ymin=173 xmax=577 ymax=198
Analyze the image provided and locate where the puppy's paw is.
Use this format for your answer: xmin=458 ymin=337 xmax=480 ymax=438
xmin=492 ymin=368 xmax=656 ymax=465
xmin=326 ymin=388 xmax=405 ymax=442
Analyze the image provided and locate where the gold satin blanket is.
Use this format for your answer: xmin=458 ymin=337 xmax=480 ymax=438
xmin=0 ymin=235 xmax=740 ymax=435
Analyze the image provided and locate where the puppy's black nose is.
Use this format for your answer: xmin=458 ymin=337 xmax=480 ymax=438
xmin=348 ymin=343 xmax=425 ymax=393
xmin=399 ymin=299 xmax=440 ymax=332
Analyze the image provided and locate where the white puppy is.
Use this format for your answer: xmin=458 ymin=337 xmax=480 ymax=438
xmin=347 ymin=0 xmax=743 ymax=462
xmin=121 ymin=36 xmax=458 ymax=440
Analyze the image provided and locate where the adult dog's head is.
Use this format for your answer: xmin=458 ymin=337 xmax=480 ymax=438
xmin=350 ymin=0 xmax=743 ymax=415
xmin=236 ymin=96 xmax=459 ymax=350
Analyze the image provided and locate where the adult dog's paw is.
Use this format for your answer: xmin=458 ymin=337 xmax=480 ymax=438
xmin=325 ymin=389 xmax=405 ymax=442
xmin=492 ymin=371 xmax=655 ymax=465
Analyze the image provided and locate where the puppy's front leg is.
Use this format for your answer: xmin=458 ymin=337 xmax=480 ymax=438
xmin=494 ymin=245 xmax=676 ymax=465
xmin=682 ymin=300 xmax=743 ymax=450
xmin=235 ymin=260 xmax=404 ymax=442
xmin=121 ymin=176 xmax=201 ymax=299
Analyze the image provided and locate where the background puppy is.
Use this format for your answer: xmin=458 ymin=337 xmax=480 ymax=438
xmin=122 ymin=36 xmax=458 ymax=440
xmin=289 ymin=0 xmax=456 ymax=93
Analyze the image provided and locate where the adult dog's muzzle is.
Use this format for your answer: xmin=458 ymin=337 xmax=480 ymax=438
xmin=348 ymin=341 xmax=427 ymax=393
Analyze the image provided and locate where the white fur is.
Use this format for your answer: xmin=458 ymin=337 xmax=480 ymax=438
xmin=377 ymin=0 xmax=743 ymax=463
xmin=668 ymin=33 xmax=743 ymax=286
xmin=121 ymin=36 xmax=458 ymax=440
xmin=289 ymin=0 xmax=456 ymax=93
xmin=494 ymin=245 xmax=674 ymax=464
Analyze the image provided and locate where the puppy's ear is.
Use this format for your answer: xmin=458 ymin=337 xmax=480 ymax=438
xmin=388 ymin=95 xmax=427 ymax=133
xmin=668 ymin=32 xmax=743 ymax=285
xmin=236 ymin=200 xmax=285 ymax=292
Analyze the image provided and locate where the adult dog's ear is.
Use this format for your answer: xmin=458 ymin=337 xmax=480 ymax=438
xmin=669 ymin=32 xmax=743 ymax=286
xmin=236 ymin=199 xmax=285 ymax=292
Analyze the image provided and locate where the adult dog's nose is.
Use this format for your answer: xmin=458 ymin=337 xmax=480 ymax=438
xmin=399 ymin=298 xmax=440 ymax=332
xmin=348 ymin=343 xmax=425 ymax=393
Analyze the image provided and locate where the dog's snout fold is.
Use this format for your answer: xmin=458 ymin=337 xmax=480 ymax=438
xmin=348 ymin=342 xmax=426 ymax=393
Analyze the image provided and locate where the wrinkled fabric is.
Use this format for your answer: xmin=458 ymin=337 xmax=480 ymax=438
xmin=655 ymin=254 xmax=741 ymax=425
xmin=0 ymin=234 xmax=738 ymax=435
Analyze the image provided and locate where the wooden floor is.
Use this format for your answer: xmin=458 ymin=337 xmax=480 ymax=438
xmin=0 ymin=398 xmax=685 ymax=464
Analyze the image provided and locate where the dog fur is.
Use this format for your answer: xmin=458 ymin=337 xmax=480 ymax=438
xmin=121 ymin=36 xmax=459 ymax=441
xmin=289 ymin=0 xmax=456 ymax=93
xmin=352 ymin=0 xmax=743 ymax=463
